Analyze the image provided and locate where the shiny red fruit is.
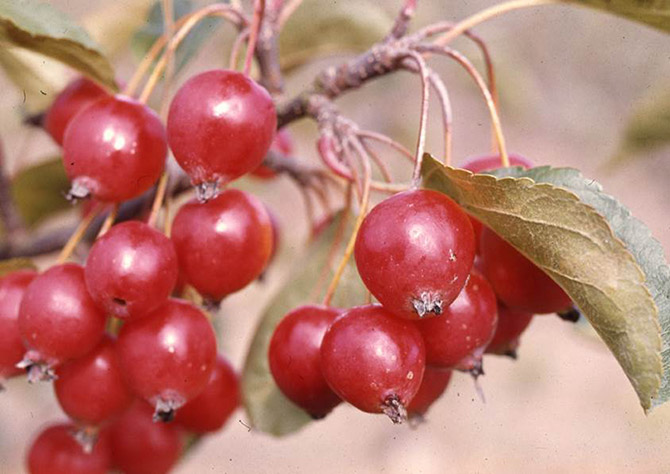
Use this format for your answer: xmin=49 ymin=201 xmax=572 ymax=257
xmin=167 ymin=69 xmax=276 ymax=188
xmin=486 ymin=305 xmax=534 ymax=358
xmin=110 ymin=401 xmax=182 ymax=474
xmin=479 ymin=227 xmax=572 ymax=314
xmin=354 ymin=189 xmax=475 ymax=320
xmin=63 ymin=95 xmax=167 ymax=202
xmin=175 ymin=355 xmax=240 ymax=433
xmin=44 ymin=78 xmax=108 ymax=146
xmin=269 ymin=305 xmax=342 ymax=418
xmin=407 ymin=367 xmax=452 ymax=417
xmin=27 ymin=423 xmax=111 ymax=474
xmin=19 ymin=264 xmax=107 ymax=375
xmin=85 ymin=221 xmax=178 ymax=320
xmin=320 ymin=305 xmax=425 ymax=423
xmin=461 ymin=153 xmax=533 ymax=252
xmin=415 ymin=272 xmax=498 ymax=373
xmin=171 ymin=189 xmax=273 ymax=302
xmin=54 ymin=336 xmax=133 ymax=426
xmin=116 ymin=298 xmax=217 ymax=420
xmin=0 ymin=270 xmax=36 ymax=382
xmin=251 ymin=129 xmax=294 ymax=179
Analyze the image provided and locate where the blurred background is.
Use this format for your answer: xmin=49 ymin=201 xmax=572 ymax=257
xmin=1 ymin=0 xmax=670 ymax=472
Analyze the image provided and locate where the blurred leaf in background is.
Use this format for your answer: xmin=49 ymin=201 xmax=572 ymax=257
xmin=565 ymin=0 xmax=670 ymax=34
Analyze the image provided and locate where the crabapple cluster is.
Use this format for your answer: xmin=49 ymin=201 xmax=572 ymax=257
xmin=5 ymin=69 xmax=285 ymax=472
xmin=268 ymin=155 xmax=575 ymax=424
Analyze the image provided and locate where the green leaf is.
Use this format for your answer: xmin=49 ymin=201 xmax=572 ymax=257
xmin=279 ymin=0 xmax=392 ymax=73
xmin=485 ymin=164 xmax=670 ymax=409
xmin=11 ymin=158 xmax=71 ymax=227
xmin=610 ymin=88 xmax=670 ymax=166
xmin=563 ymin=0 xmax=670 ymax=33
xmin=242 ymin=212 xmax=367 ymax=436
xmin=131 ymin=0 xmax=220 ymax=73
xmin=0 ymin=0 xmax=116 ymax=89
xmin=421 ymin=155 xmax=662 ymax=411
xmin=0 ymin=257 xmax=36 ymax=277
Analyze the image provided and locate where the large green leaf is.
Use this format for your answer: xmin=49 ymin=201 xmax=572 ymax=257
xmin=486 ymin=164 xmax=670 ymax=409
xmin=131 ymin=0 xmax=220 ymax=74
xmin=11 ymin=158 xmax=71 ymax=227
xmin=279 ymin=0 xmax=392 ymax=72
xmin=421 ymin=155 xmax=662 ymax=411
xmin=564 ymin=0 xmax=670 ymax=34
xmin=0 ymin=257 xmax=36 ymax=277
xmin=242 ymin=212 xmax=367 ymax=436
xmin=0 ymin=0 xmax=116 ymax=89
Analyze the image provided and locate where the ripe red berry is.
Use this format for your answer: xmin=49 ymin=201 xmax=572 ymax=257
xmin=54 ymin=336 xmax=132 ymax=426
xmin=268 ymin=305 xmax=342 ymax=418
xmin=109 ymin=401 xmax=182 ymax=474
xmin=415 ymin=272 xmax=498 ymax=375
xmin=486 ymin=305 xmax=534 ymax=358
xmin=479 ymin=227 xmax=572 ymax=314
xmin=27 ymin=423 xmax=111 ymax=474
xmin=85 ymin=221 xmax=178 ymax=320
xmin=18 ymin=264 xmax=107 ymax=382
xmin=320 ymin=305 xmax=425 ymax=423
xmin=251 ymin=128 xmax=294 ymax=179
xmin=167 ymin=69 xmax=276 ymax=196
xmin=174 ymin=355 xmax=239 ymax=433
xmin=63 ymin=95 xmax=167 ymax=202
xmin=0 ymin=270 xmax=36 ymax=385
xmin=44 ymin=78 xmax=108 ymax=146
xmin=171 ymin=189 xmax=273 ymax=302
xmin=354 ymin=189 xmax=475 ymax=320
xmin=406 ymin=367 xmax=452 ymax=418
xmin=461 ymin=154 xmax=533 ymax=252
xmin=116 ymin=298 xmax=217 ymax=420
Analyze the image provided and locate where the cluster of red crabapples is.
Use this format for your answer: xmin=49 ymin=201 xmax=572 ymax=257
xmin=268 ymin=153 xmax=575 ymax=424
xmin=0 ymin=69 xmax=290 ymax=473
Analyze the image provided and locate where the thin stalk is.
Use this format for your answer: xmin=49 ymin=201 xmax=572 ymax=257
xmin=57 ymin=204 xmax=102 ymax=264
xmin=243 ymin=0 xmax=265 ymax=76
xmin=403 ymin=51 xmax=431 ymax=187
xmin=96 ymin=204 xmax=119 ymax=238
xmin=148 ymin=172 xmax=170 ymax=228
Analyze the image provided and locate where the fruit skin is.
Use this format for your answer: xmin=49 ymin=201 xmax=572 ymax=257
xmin=479 ymin=227 xmax=572 ymax=314
xmin=27 ymin=423 xmax=111 ymax=474
xmin=109 ymin=401 xmax=182 ymax=474
xmin=63 ymin=94 xmax=167 ymax=202
xmin=171 ymin=189 xmax=273 ymax=301
xmin=44 ymin=77 xmax=108 ymax=146
xmin=406 ymin=367 xmax=452 ymax=417
xmin=167 ymin=69 xmax=276 ymax=186
xmin=251 ymin=128 xmax=294 ymax=179
xmin=0 ymin=270 xmax=37 ymax=380
xmin=460 ymin=153 xmax=533 ymax=252
xmin=486 ymin=305 xmax=534 ymax=358
xmin=116 ymin=298 xmax=217 ymax=415
xmin=174 ymin=355 xmax=240 ymax=433
xmin=268 ymin=305 xmax=342 ymax=418
xmin=415 ymin=271 xmax=498 ymax=370
xmin=320 ymin=305 xmax=425 ymax=421
xmin=354 ymin=189 xmax=475 ymax=320
xmin=85 ymin=221 xmax=178 ymax=320
xmin=19 ymin=264 xmax=107 ymax=365
xmin=54 ymin=335 xmax=133 ymax=426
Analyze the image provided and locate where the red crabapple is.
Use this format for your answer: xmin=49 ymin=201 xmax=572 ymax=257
xmin=406 ymin=367 xmax=452 ymax=418
xmin=167 ymin=69 xmax=276 ymax=198
xmin=354 ymin=189 xmax=475 ymax=320
xmin=85 ymin=221 xmax=178 ymax=320
xmin=486 ymin=305 xmax=534 ymax=358
xmin=171 ymin=189 xmax=273 ymax=302
xmin=63 ymin=95 xmax=167 ymax=202
xmin=251 ymin=128 xmax=294 ymax=179
xmin=320 ymin=305 xmax=425 ymax=423
xmin=269 ymin=305 xmax=342 ymax=418
xmin=479 ymin=227 xmax=572 ymax=314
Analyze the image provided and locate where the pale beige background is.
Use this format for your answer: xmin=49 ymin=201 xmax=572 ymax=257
xmin=1 ymin=1 xmax=670 ymax=473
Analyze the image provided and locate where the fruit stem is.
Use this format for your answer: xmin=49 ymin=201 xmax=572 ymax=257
xmin=432 ymin=0 xmax=558 ymax=48
xmin=427 ymin=72 xmax=453 ymax=167
xmin=148 ymin=172 xmax=170 ymax=228
xmin=57 ymin=203 xmax=102 ymax=264
xmin=244 ymin=0 xmax=266 ymax=76
xmin=96 ymin=204 xmax=119 ymax=238
xmin=159 ymin=0 xmax=176 ymax=118
xmin=405 ymin=51 xmax=431 ymax=188
xmin=229 ymin=29 xmax=251 ymax=70
xmin=356 ymin=130 xmax=414 ymax=163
